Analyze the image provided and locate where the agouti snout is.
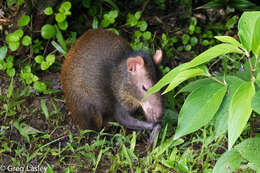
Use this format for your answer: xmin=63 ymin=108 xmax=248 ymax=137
xmin=61 ymin=29 xmax=164 ymax=145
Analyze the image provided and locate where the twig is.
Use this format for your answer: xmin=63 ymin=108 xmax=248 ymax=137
xmin=210 ymin=76 xmax=226 ymax=86
xmin=141 ymin=0 xmax=150 ymax=13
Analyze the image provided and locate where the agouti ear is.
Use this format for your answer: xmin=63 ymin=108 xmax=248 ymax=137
xmin=153 ymin=50 xmax=163 ymax=64
xmin=127 ymin=56 xmax=144 ymax=72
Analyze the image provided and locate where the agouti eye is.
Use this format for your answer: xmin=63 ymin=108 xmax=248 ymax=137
xmin=142 ymin=85 xmax=148 ymax=92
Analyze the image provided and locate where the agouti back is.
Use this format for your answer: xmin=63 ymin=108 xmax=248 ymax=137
xmin=61 ymin=29 xmax=163 ymax=143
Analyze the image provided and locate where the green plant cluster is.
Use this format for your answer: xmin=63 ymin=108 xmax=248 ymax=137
xmin=146 ymin=11 xmax=260 ymax=171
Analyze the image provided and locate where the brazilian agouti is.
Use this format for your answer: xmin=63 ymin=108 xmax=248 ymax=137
xmin=61 ymin=29 xmax=163 ymax=145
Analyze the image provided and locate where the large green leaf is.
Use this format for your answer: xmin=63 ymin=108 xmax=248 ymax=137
xmin=144 ymin=64 xmax=187 ymax=99
xmin=228 ymin=82 xmax=255 ymax=149
xmin=213 ymin=150 xmax=242 ymax=173
xmin=252 ymin=17 xmax=260 ymax=57
xmin=252 ymin=90 xmax=260 ymax=114
xmin=238 ymin=11 xmax=260 ymax=52
xmin=185 ymin=43 xmax=244 ymax=69
xmin=145 ymin=43 xmax=244 ymax=99
xmin=214 ymin=76 xmax=245 ymax=137
xmin=176 ymin=78 xmax=214 ymax=95
xmin=214 ymin=36 xmax=243 ymax=49
xmin=174 ymin=82 xmax=227 ymax=139
xmin=163 ymin=67 xmax=209 ymax=94
xmin=235 ymin=137 xmax=260 ymax=171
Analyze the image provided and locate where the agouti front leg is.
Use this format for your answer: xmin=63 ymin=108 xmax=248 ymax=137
xmin=114 ymin=103 xmax=161 ymax=145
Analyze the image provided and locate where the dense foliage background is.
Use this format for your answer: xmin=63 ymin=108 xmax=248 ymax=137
xmin=0 ymin=0 xmax=260 ymax=172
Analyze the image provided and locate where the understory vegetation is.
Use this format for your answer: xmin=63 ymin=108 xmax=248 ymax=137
xmin=0 ymin=0 xmax=260 ymax=172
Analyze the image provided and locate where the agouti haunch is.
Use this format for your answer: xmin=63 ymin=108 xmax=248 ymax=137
xmin=61 ymin=29 xmax=163 ymax=145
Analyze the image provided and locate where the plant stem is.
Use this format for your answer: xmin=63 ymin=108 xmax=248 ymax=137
xmin=247 ymin=54 xmax=255 ymax=82
xmin=210 ymin=76 xmax=226 ymax=86
xmin=141 ymin=0 xmax=150 ymax=13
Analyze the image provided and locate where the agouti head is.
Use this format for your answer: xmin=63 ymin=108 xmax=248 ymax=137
xmin=118 ymin=49 xmax=164 ymax=122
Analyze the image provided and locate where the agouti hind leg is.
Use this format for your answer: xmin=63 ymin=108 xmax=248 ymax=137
xmin=70 ymin=102 xmax=103 ymax=131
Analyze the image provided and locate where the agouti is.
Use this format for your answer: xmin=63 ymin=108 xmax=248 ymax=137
xmin=61 ymin=29 xmax=163 ymax=144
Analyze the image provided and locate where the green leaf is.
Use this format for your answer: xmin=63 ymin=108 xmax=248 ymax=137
xmin=143 ymin=31 xmax=151 ymax=40
xmin=44 ymin=7 xmax=53 ymax=15
xmin=163 ymin=67 xmax=209 ymax=94
xmin=33 ymin=81 xmax=47 ymax=92
xmin=41 ymin=61 xmax=49 ymax=70
xmin=214 ymin=76 xmax=245 ymax=137
xmin=252 ymin=90 xmax=260 ymax=114
xmin=0 ymin=60 xmax=7 ymax=70
xmin=17 ymin=0 xmax=24 ymax=6
xmin=41 ymin=24 xmax=56 ymax=39
xmin=6 ymin=33 xmax=20 ymax=42
xmin=228 ymin=82 xmax=255 ymax=149
xmin=256 ymin=72 xmax=260 ymax=88
xmin=41 ymin=99 xmax=50 ymax=120
xmin=51 ymin=41 xmax=66 ymax=56
xmin=61 ymin=1 xmax=71 ymax=11
xmin=7 ymin=68 xmax=15 ymax=77
xmin=0 ymin=46 xmax=8 ymax=60
xmin=137 ymin=21 xmax=147 ymax=31
xmin=177 ymin=78 xmax=214 ymax=95
xmin=238 ymin=11 xmax=260 ymax=51
xmin=17 ymin=15 xmax=30 ymax=26
xmin=7 ymin=0 xmax=16 ymax=7
xmin=101 ymin=10 xmax=118 ymax=28
xmin=135 ymin=11 xmax=141 ymax=20
xmin=8 ymin=41 xmax=20 ymax=51
xmin=186 ymin=43 xmax=244 ymax=69
xmin=55 ymin=25 xmax=67 ymax=52
xmin=13 ymin=121 xmax=30 ymax=143
xmin=174 ymin=82 xmax=227 ymax=139
xmin=46 ymin=54 xmax=55 ymax=65
xmin=55 ymin=13 xmax=66 ymax=23
xmin=214 ymin=36 xmax=243 ymax=49
xmin=104 ymin=0 xmax=119 ymax=10
xmin=58 ymin=20 xmax=68 ymax=30
xmin=7 ymin=77 xmax=14 ymax=98
xmin=20 ymin=123 xmax=43 ymax=134
xmin=235 ymin=137 xmax=260 ymax=171
xmin=35 ymin=55 xmax=44 ymax=64
xmin=252 ymin=16 xmax=260 ymax=57
xmin=22 ymin=35 xmax=32 ymax=46
xmin=92 ymin=16 xmax=99 ymax=29
xmin=15 ymin=29 xmax=24 ymax=39
xmin=213 ymin=149 xmax=242 ymax=173
xmin=144 ymin=64 xmax=187 ymax=99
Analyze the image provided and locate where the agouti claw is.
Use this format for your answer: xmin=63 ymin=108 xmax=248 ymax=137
xmin=147 ymin=123 xmax=161 ymax=149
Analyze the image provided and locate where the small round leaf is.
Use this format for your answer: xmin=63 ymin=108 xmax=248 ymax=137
xmin=143 ymin=31 xmax=151 ymax=40
xmin=41 ymin=61 xmax=49 ymax=70
xmin=44 ymin=7 xmax=53 ymax=15
xmin=46 ymin=54 xmax=55 ymax=65
xmin=55 ymin=13 xmax=66 ymax=23
xmin=33 ymin=81 xmax=47 ymax=92
xmin=8 ymin=41 xmax=20 ymax=51
xmin=6 ymin=33 xmax=20 ymax=42
xmin=35 ymin=55 xmax=44 ymax=64
xmin=58 ymin=20 xmax=68 ymax=30
xmin=61 ymin=1 xmax=72 ymax=11
xmin=18 ymin=15 xmax=30 ymax=26
xmin=22 ymin=35 xmax=32 ymax=46
xmin=7 ymin=67 xmax=15 ymax=77
xmin=15 ymin=29 xmax=24 ymax=39
xmin=41 ymin=24 xmax=56 ymax=39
